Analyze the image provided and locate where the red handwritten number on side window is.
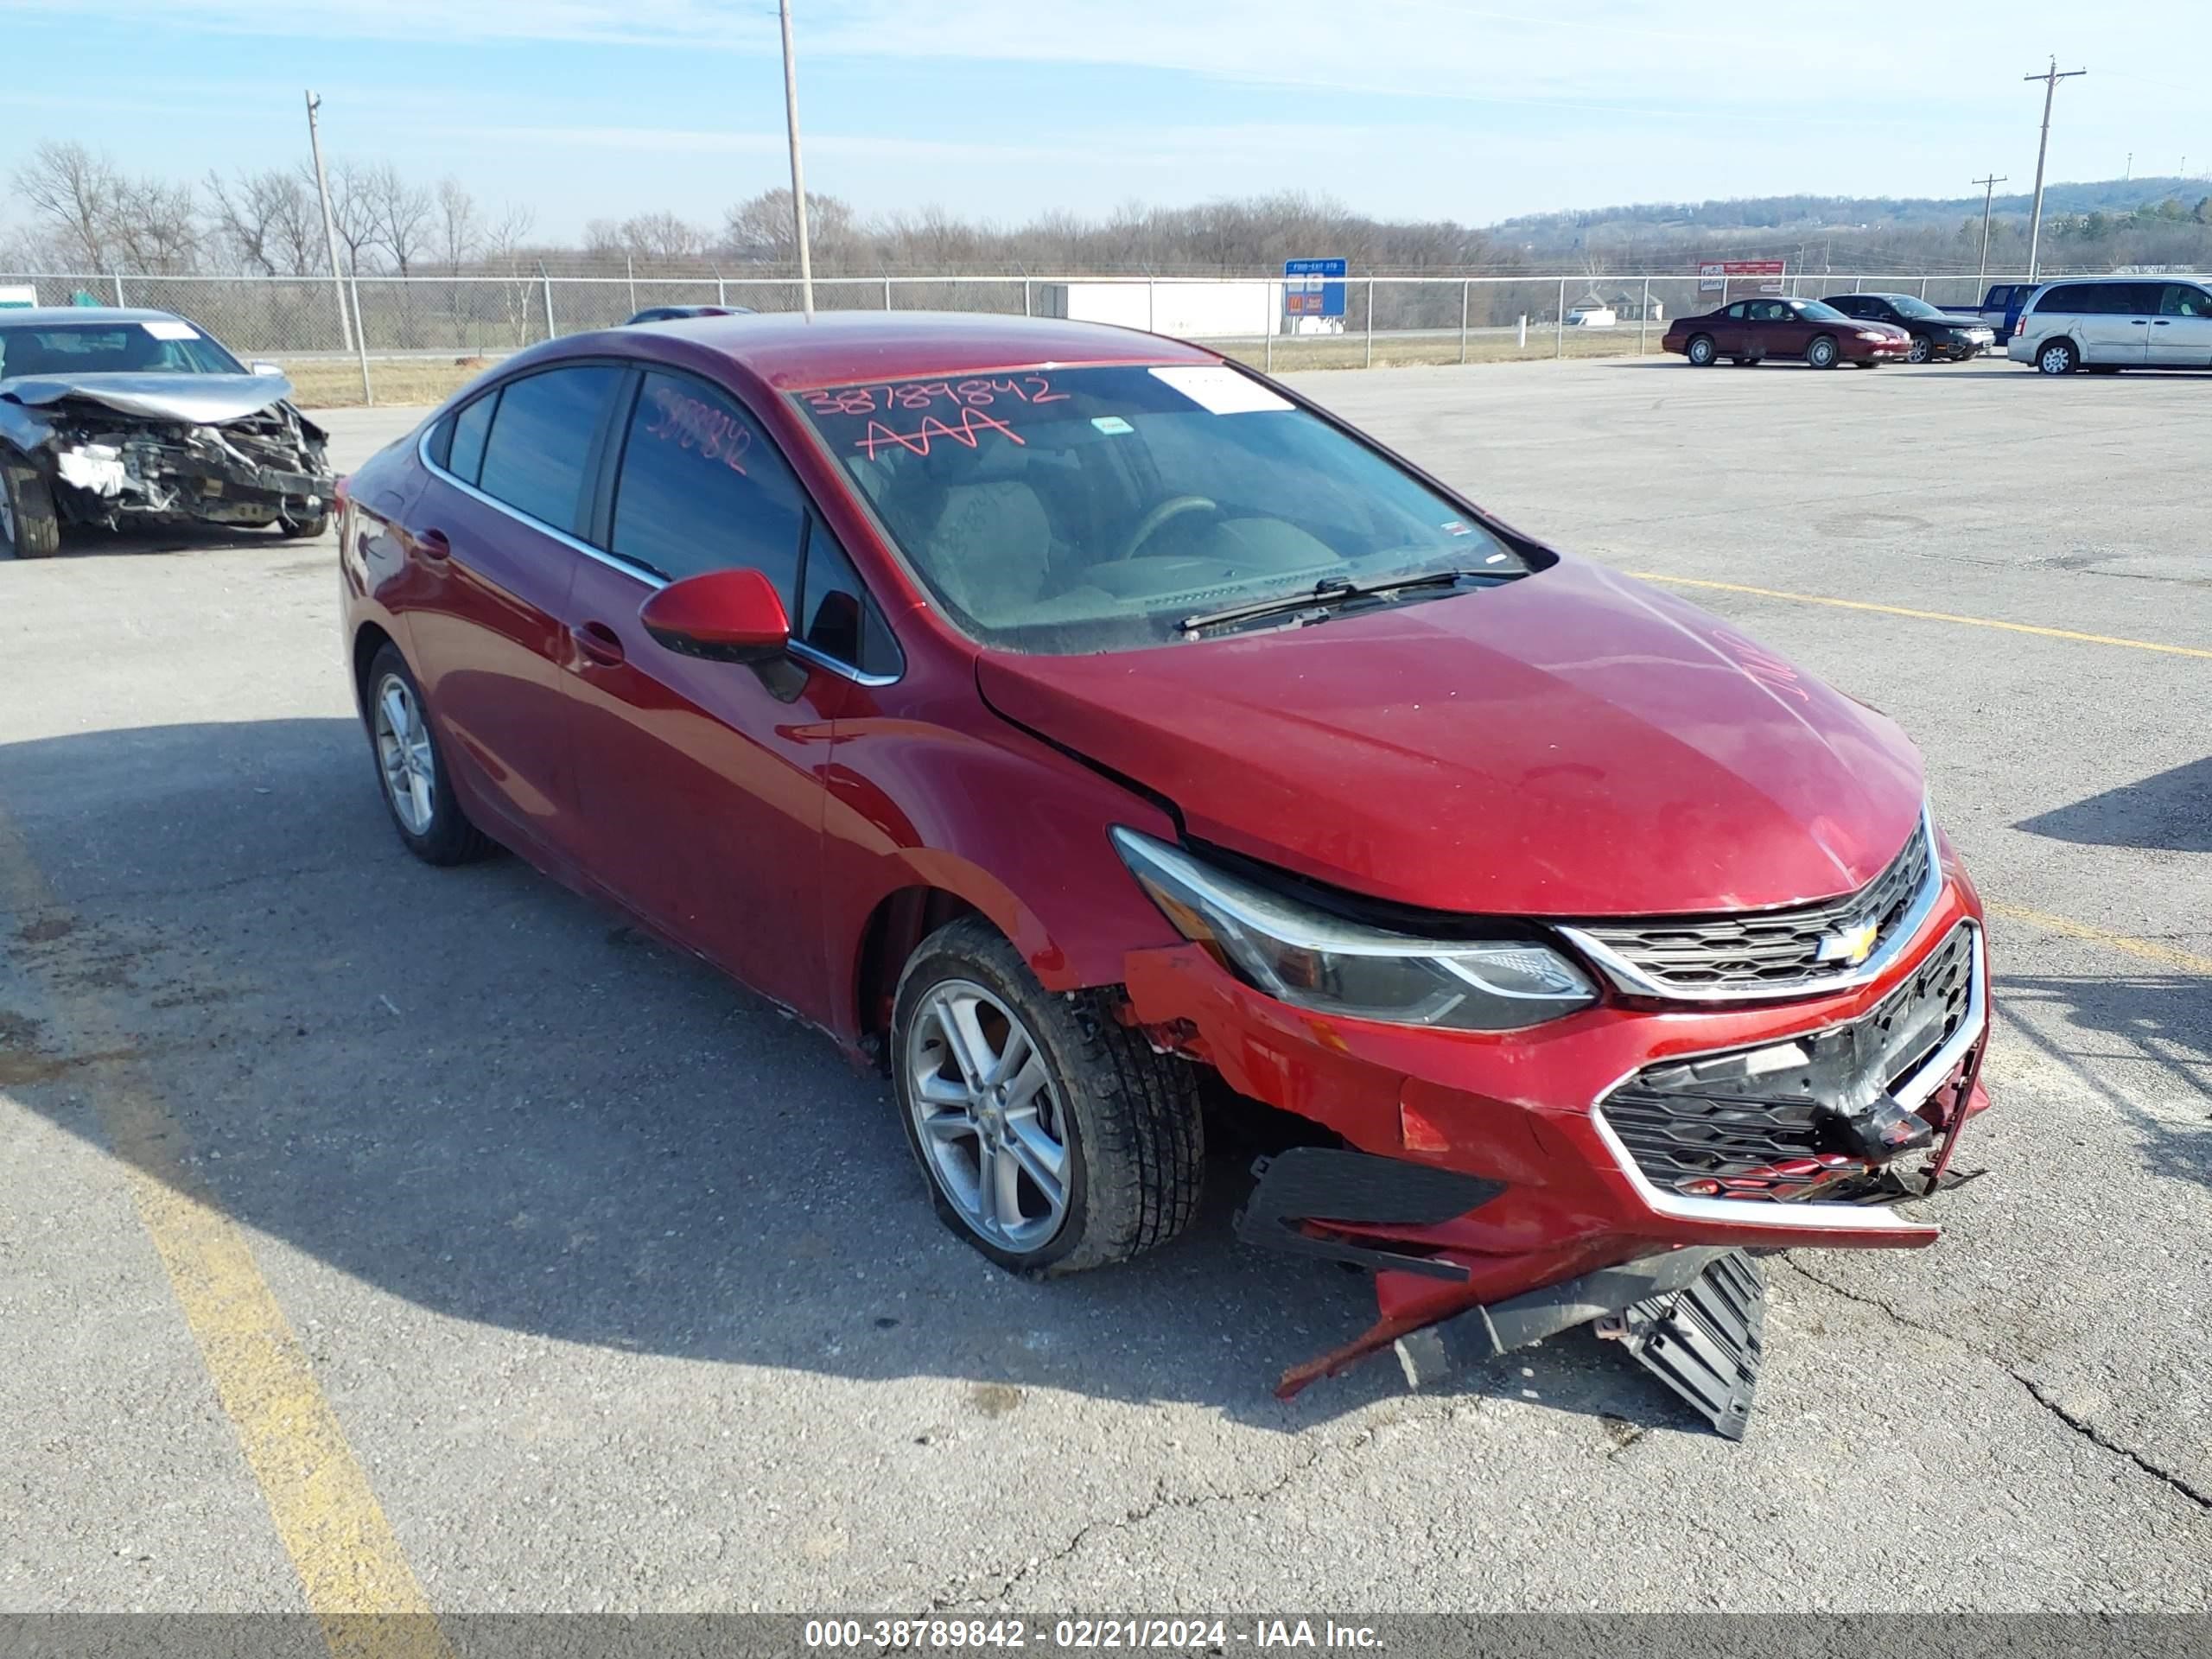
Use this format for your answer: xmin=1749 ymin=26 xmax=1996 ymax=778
xmin=854 ymin=407 xmax=1026 ymax=461
xmin=645 ymin=385 xmax=751 ymax=474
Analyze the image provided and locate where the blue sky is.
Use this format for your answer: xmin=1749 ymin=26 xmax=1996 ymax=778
xmin=1 ymin=0 xmax=2203 ymax=239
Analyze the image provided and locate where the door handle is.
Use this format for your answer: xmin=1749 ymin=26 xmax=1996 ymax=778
xmin=572 ymin=621 xmax=626 ymax=667
xmin=2130 ymin=320 xmax=2149 ymax=326
xmin=2152 ymin=320 xmax=2172 ymax=326
xmin=417 ymin=528 xmax=452 ymax=560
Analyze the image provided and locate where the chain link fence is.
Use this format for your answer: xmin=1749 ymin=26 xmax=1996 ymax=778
xmin=0 ymin=269 xmax=2048 ymax=405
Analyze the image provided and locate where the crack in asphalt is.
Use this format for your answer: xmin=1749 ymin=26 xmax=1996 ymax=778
xmin=1782 ymin=1257 xmax=2211 ymax=1514
xmin=923 ymin=1423 xmax=1382 ymax=1612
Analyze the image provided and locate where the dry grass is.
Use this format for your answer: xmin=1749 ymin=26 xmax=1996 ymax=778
xmin=282 ymin=357 xmax=492 ymax=410
xmin=284 ymin=329 xmax=1661 ymax=410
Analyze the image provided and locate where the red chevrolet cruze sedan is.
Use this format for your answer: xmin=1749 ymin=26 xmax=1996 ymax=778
xmin=338 ymin=313 xmax=1991 ymax=1433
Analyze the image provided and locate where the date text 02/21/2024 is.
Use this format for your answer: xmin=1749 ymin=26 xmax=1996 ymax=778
xmin=802 ymin=1618 xmax=1382 ymax=1649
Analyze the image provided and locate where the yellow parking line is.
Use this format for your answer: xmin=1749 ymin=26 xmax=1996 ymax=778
xmin=0 ymin=809 xmax=453 ymax=1659
xmin=1985 ymin=901 xmax=2212 ymax=976
xmin=1629 ymin=573 xmax=2212 ymax=660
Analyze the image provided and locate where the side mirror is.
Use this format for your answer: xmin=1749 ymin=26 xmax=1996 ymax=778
xmin=249 ymin=360 xmax=286 ymax=377
xmin=638 ymin=568 xmax=791 ymax=664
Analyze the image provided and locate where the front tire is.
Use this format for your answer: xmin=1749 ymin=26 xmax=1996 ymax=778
xmin=1907 ymin=336 xmax=1932 ymax=365
xmin=1685 ymin=334 xmax=1717 ymax=366
xmin=0 ymin=455 xmax=62 ymax=561
xmin=892 ymin=917 xmax=1204 ymax=1277
xmin=1807 ymin=334 xmax=1840 ymax=369
xmin=2037 ymin=339 xmax=2080 ymax=375
xmin=279 ymin=511 xmax=330 ymax=540
xmin=362 ymin=644 xmax=497 ymax=865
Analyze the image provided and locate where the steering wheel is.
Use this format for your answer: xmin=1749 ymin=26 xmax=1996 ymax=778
xmin=1116 ymin=495 xmax=1217 ymax=562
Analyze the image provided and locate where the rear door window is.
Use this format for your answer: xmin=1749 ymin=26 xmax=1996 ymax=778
xmin=476 ymin=366 xmax=621 ymax=532
xmin=607 ymin=370 xmax=805 ymax=603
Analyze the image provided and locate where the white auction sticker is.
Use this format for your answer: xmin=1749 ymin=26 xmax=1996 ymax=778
xmin=142 ymin=320 xmax=200 ymax=340
xmin=1147 ymin=365 xmax=1292 ymax=415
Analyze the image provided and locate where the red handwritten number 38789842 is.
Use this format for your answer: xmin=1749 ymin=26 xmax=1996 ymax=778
xmin=645 ymin=385 xmax=751 ymax=475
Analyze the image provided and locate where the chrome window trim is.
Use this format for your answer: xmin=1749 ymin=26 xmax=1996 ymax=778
xmin=1556 ymin=804 xmax=1942 ymax=1004
xmin=1587 ymin=919 xmax=1984 ymax=1236
xmin=416 ymin=423 xmax=899 ymax=688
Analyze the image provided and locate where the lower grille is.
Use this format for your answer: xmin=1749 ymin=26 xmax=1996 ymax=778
xmin=1599 ymin=922 xmax=1979 ymax=1201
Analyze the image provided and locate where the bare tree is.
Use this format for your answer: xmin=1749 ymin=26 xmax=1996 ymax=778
xmin=12 ymin=141 xmax=126 ymax=269
xmin=364 ymin=162 xmax=434 ymax=276
xmin=721 ymin=189 xmax=856 ymax=266
xmin=435 ymin=177 xmax=481 ymax=274
xmin=315 ymin=158 xmax=381 ymax=275
xmin=206 ymin=168 xmax=319 ymax=275
xmin=619 ymin=211 xmax=707 ymax=266
xmin=479 ymin=201 xmax=537 ymax=270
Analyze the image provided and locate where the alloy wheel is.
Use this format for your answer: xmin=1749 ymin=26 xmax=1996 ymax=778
xmin=1908 ymin=338 xmax=1931 ymax=364
xmin=372 ymin=672 xmax=436 ymax=836
xmin=904 ymin=979 xmax=1071 ymax=1253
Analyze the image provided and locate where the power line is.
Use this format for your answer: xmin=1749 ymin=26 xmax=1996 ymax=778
xmin=2023 ymin=59 xmax=2088 ymax=281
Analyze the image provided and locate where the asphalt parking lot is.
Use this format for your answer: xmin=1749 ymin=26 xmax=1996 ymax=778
xmin=3 ymin=355 xmax=2207 ymax=1619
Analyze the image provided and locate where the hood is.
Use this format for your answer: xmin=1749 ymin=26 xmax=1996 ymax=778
xmin=975 ymin=557 xmax=1925 ymax=918
xmin=1933 ymin=313 xmax=1993 ymax=330
xmin=0 ymin=372 xmax=295 ymax=424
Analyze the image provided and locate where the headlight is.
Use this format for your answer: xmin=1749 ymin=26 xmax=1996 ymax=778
xmin=1856 ymin=330 xmax=1889 ymax=341
xmin=1109 ymin=829 xmax=1596 ymax=1032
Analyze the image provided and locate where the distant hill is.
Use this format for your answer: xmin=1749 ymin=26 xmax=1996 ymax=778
xmin=1491 ymin=177 xmax=2207 ymax=238
xmin=1488 ymin=176 xmax=2212 ymax=270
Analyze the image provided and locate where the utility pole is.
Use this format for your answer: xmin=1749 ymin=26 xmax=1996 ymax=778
xmin=1973 ymin=173 xmax=2009 ymax=283
xmin=2124 ymin=152 xmax=2132 ymax=181
xmin=778 ymin=0 xmax=814 ymax=319
xmin=2023 ymin=58 xmax=2087 ymax=282
xmin=304 ymin=91 xmax=353 ymax=353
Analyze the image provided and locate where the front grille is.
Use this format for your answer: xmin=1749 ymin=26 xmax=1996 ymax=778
xmin=1571 ymin=816 xmax=1932 ymax=996
xmin=1599 ymin=922 xmax=1978 ymax=1201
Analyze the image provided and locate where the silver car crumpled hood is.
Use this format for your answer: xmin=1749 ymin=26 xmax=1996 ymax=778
xmin=1 ymin=372 xmax=295 ymax=424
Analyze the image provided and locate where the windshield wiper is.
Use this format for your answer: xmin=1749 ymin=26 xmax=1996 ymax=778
xmin=1179 ymin=569 xmax=1488 ymax=635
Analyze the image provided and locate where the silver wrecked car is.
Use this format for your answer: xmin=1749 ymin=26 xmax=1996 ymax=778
xmin=0 ymin=308 xmax=333 ymax=559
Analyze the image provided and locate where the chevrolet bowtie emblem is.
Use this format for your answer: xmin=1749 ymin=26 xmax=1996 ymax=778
xmin=1816 ymin=918 xmax=1880 ymax=966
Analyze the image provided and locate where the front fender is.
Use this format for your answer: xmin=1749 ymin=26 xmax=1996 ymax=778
xmin=821 ymin=706 xmax=1184 ymax=1039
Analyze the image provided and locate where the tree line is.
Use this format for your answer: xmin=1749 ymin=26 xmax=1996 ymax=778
xmin=7 ymin=137 xmax=2206 ymax=281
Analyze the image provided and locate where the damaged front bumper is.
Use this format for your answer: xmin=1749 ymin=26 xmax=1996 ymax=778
xmin=1122 ymin=878 xmax=1993 ymax=1436
xmin=3 ymin=393 xmax=331 ymax=532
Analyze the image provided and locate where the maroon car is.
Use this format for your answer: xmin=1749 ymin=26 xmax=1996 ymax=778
xmin=1664 ymin=296 xmax=1912 ymax=368
xmin=337 ymin=313 xmax=1992 ymax=1435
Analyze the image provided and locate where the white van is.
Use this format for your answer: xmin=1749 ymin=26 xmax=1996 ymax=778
xmin=2008 ymin=275 xmax=2212 ymax=374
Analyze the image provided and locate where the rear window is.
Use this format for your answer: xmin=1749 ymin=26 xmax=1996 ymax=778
xmin=792 ymin=363 xmax=1530 ymax=655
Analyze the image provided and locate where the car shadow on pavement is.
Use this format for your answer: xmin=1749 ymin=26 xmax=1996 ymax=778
xmin=0 ymin=716 xmax=1688 ymax=1436
xmin=1994 ymin=971 xmax=2212 ymax=1198
xmin=35 ymin=522 xmax=322 ymax=560
xmin=2014 ymin=757 xmax=2212 ymax=854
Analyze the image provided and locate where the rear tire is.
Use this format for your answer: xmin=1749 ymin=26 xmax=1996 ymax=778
xmin=0 ymin=455 xmax=62 ymax=561
xmin=1685 ymin=334 xmax=1717 ymax=366
xmin=891 ymin=917 xmax=1204 ymax=1277
xmin=362 ymin=643 xmax=498 ymax=866
xmin=2037 ymin=339 xmax=2080 ymax=375
xmin=1807 ymin=334 xmax=1840 ymax=369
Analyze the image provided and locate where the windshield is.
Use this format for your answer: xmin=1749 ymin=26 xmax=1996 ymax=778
xmin=0 ymin=319 xmax=246 ymax=380
xmin=1794 ymin=301 xmax=1849 ymax=322
xmin=793 ymin=364 xmax=1531 ymax=654
xmin=1884 ymin=296 xmax=1946 ymax=320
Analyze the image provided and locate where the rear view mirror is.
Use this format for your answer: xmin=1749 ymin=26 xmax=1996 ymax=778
xmin=639 ymin=568 xmax=791 ymax=664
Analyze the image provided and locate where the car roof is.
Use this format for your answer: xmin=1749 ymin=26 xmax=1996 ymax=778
xmin=0 ymin=306 xmax=192 ymax=327
xmin=596 ymin=309 xmax=1221 ymax=392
